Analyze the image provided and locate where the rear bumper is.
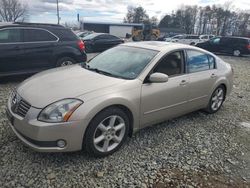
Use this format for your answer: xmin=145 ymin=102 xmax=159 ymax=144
xmin=6 ymin=97 xmax=88 ymax=152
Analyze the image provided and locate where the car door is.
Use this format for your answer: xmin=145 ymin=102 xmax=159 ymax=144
xmin=22 ymin=28 xmax=58 ymax=71
xmin=218 ymin=37 xmax=232 ymax=53
xmin=185 ymin=50 xmax=217 ymax=110
xmin=140 ymin=50 xmax=190 ymax=128
xmin=207 ymin=37 xmax=221 ymax=52
xmin=93 ymin=35 xmax=108 ymax=52
xmin=0 ymin=28 xmax=26 ymax=75
xmin=105 ymin=35 xmax=123 ymax=48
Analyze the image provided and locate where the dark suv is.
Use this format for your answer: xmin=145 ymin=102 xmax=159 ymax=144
xmin=0 ymin=22 xmax=87 ymax=76
xmin=196 ymin=36 xmax=250 ymax=56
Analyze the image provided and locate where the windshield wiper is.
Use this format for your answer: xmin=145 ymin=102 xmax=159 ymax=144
xmin=81 ymin=63 xmax=126 ymax=79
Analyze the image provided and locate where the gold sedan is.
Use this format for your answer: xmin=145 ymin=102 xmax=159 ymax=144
xmin=6 ymin=42 xmax=233 ymax=157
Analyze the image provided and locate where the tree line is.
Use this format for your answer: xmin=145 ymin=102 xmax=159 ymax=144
xmin=124 ymin=3 xmax=250 ymax=37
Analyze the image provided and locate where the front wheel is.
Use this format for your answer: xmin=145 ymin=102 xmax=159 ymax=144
xmin=84 ymin=107 xmax=129 ymax=157
xmin=233 ymin=49 xmax=241 ymax=57
xmin=205 ymin=86 xmax=226 ymax=114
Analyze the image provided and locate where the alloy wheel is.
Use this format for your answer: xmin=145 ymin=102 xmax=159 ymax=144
xmin=211 ymin=87 xmax=224 ymax=111
xmin=233 ymin=50 xmax=241 ymax=57
xmin=93 ymin=115 xmax=126 ymax=153
xmin=61 ymin=61 xmax=73 ymax=66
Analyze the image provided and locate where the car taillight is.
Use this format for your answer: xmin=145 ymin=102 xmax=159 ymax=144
xmin=247 ymin=44 xmax=250 ymax=49
xmin=78 ymin=40 xmax=85 ymax=51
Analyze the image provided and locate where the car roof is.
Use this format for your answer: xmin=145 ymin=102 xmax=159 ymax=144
xmin=0 ymin=22 xmax=65 ymax=29
xmin=220 ymin=36 xmax=250 ymax=40
xmin=122 ymin=41 xmax=207 ymax=53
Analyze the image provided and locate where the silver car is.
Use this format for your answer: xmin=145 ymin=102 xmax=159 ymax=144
xmin=6 ymin=42 xmax=233 ymax=157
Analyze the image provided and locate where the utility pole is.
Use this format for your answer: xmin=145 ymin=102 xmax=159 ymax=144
xmin=56 ymin=0 xmax=60 ymax=24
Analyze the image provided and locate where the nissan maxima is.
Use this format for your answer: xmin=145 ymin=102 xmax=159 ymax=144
xmin=6 ymin=42 xmax=233 ymax=157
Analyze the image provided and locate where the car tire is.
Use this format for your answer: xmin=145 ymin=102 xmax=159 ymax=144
xmin=205 ymin=85 xmax=226 ymax=114
xmin=233 ymin=49 xmax=241 ymax=57
xmin=56 ymin=57 xmax=76 ymax=67
xmin=83 ymin=107 xmax=129 ymax=157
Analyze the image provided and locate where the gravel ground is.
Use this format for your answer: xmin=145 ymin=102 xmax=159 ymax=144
xmin=0 ymin=55 xmax=250 ymax=188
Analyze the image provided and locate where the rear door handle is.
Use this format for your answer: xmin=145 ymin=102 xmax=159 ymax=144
xmin=180 ymin=80 xmax=188 ymax=86
xmin=211 ymin=73 xmax=217 ymax=78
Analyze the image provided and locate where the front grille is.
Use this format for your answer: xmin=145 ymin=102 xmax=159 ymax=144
xmin=16 ymin=100 xmax=31 ymax=117
xmin=11 ymin=92 xmax=31 ymax=118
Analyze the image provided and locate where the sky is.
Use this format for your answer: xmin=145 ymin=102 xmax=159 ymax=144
xmin=21 ymin=0 xmax=250 ymax=24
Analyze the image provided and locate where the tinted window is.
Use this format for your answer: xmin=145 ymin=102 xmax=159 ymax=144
xmin=83 ymin=33 xmax=101 ymax=40
xmin=52 ymin=28 xmax=77 ymax=41
xmin=23 ymin=29 xmax=57 ymax=42
xmin=95 ymin=35 xmax=107 ymax=40
xmin=187 ymin=50 xmax=210 ymax=73
xmin=88 ymin=46 xmax=158 ymax=79
xmin=105 ymin=35 xmax=119 ymax=40
xmin=221 ymin=38 xmax=231 ymax=45
xmin=0 ymin=29 xmax=22 ymax=43
xmin=154 ymin=51 xmax=184 ymax=76
xmin=211 ymin=37 xmax=220 ymax=44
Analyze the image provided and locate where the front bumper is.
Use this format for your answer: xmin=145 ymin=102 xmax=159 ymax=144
xmin=6 ymin=97 xmax=88 ymax=152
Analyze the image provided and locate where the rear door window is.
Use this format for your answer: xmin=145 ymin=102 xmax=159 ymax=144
xmin=186 ymin=50 xmax=210 ymax=73
xmin=207 ymin=55 xmax=216 ymax=69
xmin=0 ymin=28 xmax=22 ymax=43
xmin=23 ymin=29 xmax=58 ymax=42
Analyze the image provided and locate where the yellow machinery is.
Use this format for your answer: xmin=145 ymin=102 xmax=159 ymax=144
xmin=132 ymin=24 xmax=160 ymax=41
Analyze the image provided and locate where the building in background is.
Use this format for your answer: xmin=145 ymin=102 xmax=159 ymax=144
xmin=80 ymin=22 xmax=143 ymax=38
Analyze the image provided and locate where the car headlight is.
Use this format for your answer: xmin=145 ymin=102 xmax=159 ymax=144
xmin=38 ymin=99 xmax=83 ymax=123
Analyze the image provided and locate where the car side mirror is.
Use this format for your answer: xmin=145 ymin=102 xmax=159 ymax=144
xmin=149 ymin=73 xmax=168 ymax=83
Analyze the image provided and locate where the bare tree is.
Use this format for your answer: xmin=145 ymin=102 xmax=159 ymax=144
xmin=0 ymin=0 xmax=28 ymax=22
xmin=124 ymin=6 xmax=149 ymax=23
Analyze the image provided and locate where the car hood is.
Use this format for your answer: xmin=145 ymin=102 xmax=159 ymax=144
xmin=17 ymin=65 xmax=125 ymax=108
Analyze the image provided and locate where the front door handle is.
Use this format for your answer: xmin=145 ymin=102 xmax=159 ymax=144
xmin=180 ymin=80 xmax=188 ymax=86
xmin=211 ymin=73 xmax=217 ymax=78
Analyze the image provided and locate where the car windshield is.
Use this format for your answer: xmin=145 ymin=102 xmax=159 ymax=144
xmin=85 ymin=46 xmax=159 ymax=79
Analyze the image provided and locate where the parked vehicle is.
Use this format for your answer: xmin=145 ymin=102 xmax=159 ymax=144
xmin=164 ymin=34 xmax=201 ymax=45
xmin=0 ymin=22 xmax=87 ymax=77
xmin=76 ymin=31 xmax=94 ymax=39
xmin=6 ymin=42 xmax=233 ymax=157
xmin=82 ymin=33 xmax=124 ymax=53
xmin=132 ymin=24 xmax=160 ymax=41
xmin=199 ymin=34 xmax=215 ymax=41
xmin=196 ymin=36 xmax=250 ymax=56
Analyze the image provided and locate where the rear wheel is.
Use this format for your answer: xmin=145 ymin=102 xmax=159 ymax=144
xmin=56 ymin=57 xmax=75 ymax=67
xmin=84 ymin=107 xmax=129 ymax=157
xmin=205 ymin=86 xmax=226 ymax=114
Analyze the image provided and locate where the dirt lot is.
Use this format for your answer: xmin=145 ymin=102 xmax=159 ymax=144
xmin=0 ymin=55 xmax=250 ymax=188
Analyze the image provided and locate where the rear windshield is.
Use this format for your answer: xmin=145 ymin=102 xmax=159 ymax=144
xmin=83 ymin=33 xmax=101 ymax=40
